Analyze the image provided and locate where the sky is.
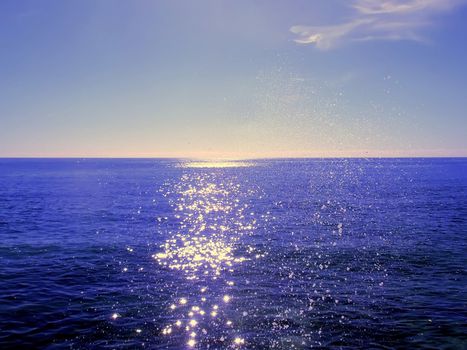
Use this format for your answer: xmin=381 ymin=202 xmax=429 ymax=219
xmin=1 ymin=0 xmax=466 ymax=158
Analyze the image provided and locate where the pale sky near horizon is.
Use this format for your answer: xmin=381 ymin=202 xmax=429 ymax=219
xmin=1 ymin=0 xmax=466 ymax=158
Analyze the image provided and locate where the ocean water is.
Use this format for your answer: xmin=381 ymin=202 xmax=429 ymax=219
xmin=0 ymin=158 xmax=466 ymax=349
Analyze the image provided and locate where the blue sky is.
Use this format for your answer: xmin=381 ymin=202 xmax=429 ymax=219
xmin=1 ymin=0 xmax=466 ymax=157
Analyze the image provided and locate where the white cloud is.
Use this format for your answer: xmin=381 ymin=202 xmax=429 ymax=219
xmin=290 ymin=0 xmax=466 ymax=50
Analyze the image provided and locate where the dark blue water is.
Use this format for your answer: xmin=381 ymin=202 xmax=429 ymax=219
xmin=1 ymin=158 xmax=466 ymax=349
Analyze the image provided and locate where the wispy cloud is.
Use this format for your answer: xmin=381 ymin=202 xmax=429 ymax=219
xmin=290 ymin=0 xmax=466 ymax=50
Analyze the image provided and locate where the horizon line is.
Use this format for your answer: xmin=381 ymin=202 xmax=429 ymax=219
xmin=1 ymin=155 xmax=466 ymax=160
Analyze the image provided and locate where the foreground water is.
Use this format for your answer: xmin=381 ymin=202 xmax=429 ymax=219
xmin=0 ymin=158 xmax=466 ymax=349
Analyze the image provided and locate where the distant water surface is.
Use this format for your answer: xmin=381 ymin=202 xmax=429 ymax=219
xmin=0 ymin=158 xmax=466 ymax=349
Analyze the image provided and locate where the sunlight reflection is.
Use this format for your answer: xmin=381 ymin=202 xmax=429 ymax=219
xmin=153 ymin=173 xmax=258 ymax=279
xmin=154 ymin=171 xmax=262 ymax=347
xmin=180 ymin=160 xmax=254 ymax=168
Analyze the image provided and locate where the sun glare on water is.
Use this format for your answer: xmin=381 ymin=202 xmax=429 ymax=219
xmin=180 ymin=160 xmax=254 ymax=168
xmin=152 ymin=170 xmax=263 ymax=347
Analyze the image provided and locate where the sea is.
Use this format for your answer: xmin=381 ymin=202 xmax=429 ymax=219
xmin=0 ymin=158 xmax=466 ymax=349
